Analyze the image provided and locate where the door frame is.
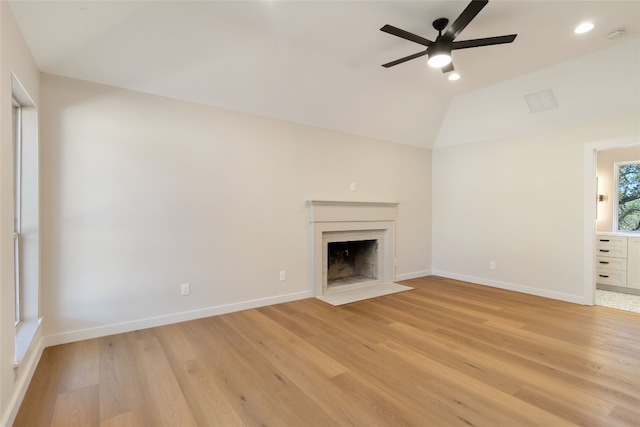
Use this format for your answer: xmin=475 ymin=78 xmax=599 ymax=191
xmin=583 ymin=136 xmax=640 ymax=305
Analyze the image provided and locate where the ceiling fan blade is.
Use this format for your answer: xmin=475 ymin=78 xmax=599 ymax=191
xmin=441 ymin=62 xmax=455 ymax=73
xmin=380 ymin=24 xmax=433 ymax=47
xmin=382 ymin=50 xmax=428 ymax=68
xmin=452 ymin=34 xmax=517 ymax=50
xmin=443 ymin=0 xmax=488 ymax=41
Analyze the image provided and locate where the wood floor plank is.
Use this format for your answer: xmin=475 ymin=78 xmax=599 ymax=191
xmin=98 ymin=333 xmax=145 ymax=421
xmin=328 ymin=371 xmax=449 ymax=426
xmin=15 ymin=276 xmax=640 ymax=426
xmin=187 ymin=320 xmax=285 ymax=426
xmin=51 ymin=384 xmax=100 ymax=427
xmin=386 ymin=321 xmax=524 ymax=395
xmin=177 ymin=357 xmax=247 ymax=426
xmin=56 ymin=338 xmax=100 ymax=393
xmin=100 ymin=409 xmax=149 ymax=427
xmin=415 ymin=378 xmax=544 ymax=427
xmin=513 ymin=384 xmax=614 ymax=425
xmin=433 ymin=321 xmax=640 ymax=413
xmin=377 ymin=339 xmax=577 ymax=427
xmin=224 ymin=309 xmax=349 ymax=378
xmin=607 ymin=404 xmax=640 ymax=427
xmin=428 ymin=317 xmax=640 ymax=402
xmin=14 ymin=345 xmax=69 ymax=426
xmin=434 ymin=320 xmax=638 ymax=402
xmin=222 ymin=312 xmax=395 ymax=425
xmin=203 ymin=315 xmax=335 ymax=426
xmin=153 ymin=320 xmax=250 ymax=426
xmin=256 ymin=304 xmax=318 ymax=340
xmin=129 ymin=329 xmax=198 ymax=427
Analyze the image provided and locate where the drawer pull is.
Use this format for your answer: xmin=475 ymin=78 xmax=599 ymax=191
xmin=599 ymin=239 xmax=610 ymax=242
xmin=599 ymin=261 xmax=609 ymax=264
xmin=599 ymin=274 xmax=610 ymax=278
xmin=599 ymin=249 xmax=610 ymax=253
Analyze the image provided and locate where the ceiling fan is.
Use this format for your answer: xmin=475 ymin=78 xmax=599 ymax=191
xmin=380 ymin=0 xmax=517 ymax=73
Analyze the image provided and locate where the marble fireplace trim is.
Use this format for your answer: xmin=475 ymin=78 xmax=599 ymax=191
xmin=307 ymin=201 xmax=398 ymax=297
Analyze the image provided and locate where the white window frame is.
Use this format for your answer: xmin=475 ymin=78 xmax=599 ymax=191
xmin=13 ymin=97 xmax=23 ymax=327
xmin=12 ymin=73 xmax=41 ymax=364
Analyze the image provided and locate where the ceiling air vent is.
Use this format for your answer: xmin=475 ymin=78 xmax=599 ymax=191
xmin=524 ymin=88 xmax=558 ymax=113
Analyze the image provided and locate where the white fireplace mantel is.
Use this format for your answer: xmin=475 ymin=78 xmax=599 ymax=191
xmin=307 ymin=200 xmax=399 ymax=223
xmin=308 ymin=201 xmax=399 ymax=298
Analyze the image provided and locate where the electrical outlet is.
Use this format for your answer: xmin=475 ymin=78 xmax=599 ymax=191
xmin=489 ymin=261 xmax=496 ymax=270
xmin=181 ymin=283 xmax=190 ymax=296
xmin=279 ymin=271 xmax=286 ymax=281
xmin=350 ymin=182 xmax=356 ymax=191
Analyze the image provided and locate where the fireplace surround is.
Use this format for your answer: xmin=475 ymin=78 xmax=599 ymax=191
xmin=307 ymin=200 xmax=398 ymax=298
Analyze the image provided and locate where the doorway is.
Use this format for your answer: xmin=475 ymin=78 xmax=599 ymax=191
xmin=585 ymin=139 xmax=640 ymax=312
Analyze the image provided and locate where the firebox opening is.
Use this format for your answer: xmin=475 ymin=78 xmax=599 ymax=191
xmin=327 ymin=239 xmax=378 ymax=288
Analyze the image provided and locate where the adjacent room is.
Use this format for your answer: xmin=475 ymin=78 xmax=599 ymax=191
xmin=1 ymin=0 xmax=639 ymax=425
xmin=594 ymin=146 xmax=640 ymax=311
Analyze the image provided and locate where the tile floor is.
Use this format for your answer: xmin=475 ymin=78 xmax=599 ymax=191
xmin=595 ymin=289 xmax=640 ymax=313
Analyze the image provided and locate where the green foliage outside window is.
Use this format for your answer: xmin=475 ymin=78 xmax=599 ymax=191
xmin=618 ymin=162 xmax=640 ymax=232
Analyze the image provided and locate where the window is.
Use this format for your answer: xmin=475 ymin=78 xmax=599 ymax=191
xmin=12 ymin=98 xmax=23 ymax=326
xmin=615 ymin=161 xmax=640 ymax=232
xmin=12 ymin=73 xmax=40 ymax=363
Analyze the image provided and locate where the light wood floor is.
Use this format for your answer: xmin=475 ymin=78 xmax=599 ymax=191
xmin=15 ymin=276 xmax=640 ymax=426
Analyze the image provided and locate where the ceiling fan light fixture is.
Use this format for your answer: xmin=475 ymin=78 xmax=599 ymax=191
xmin=428 ymin=53 xmax=452 ymax=68
xmin=427 ymin=40 xmax=452 ymax=68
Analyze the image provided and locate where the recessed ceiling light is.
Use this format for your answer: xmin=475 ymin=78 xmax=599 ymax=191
xmin=575 ymin=22 xmax=594 ymax=34
xmin=448 ymin=73 xmax=461 ymax=81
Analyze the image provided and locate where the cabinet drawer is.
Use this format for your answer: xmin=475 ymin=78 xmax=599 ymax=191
xmin=595 ymin=270 xmax=627 ymax=287
xmin=595 ymin=245 xmax=627 ymax=258
xmin=596 ymin=235 xmax=628 ymax=248
xmin=595 ymin=256 xmax=627 ymax=272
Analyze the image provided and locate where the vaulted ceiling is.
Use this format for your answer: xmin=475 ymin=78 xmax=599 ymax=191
xmin=9 ymin=0 xmax=640 ymax=148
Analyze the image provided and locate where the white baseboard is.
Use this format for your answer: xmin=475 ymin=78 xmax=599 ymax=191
xmin=395 ymin=270 xmax=432 ymax=281
xmin=432 ymin=270 xmax=587 ymax=305
xmin=3 ymin=335 xmax=45 ymax=427
xmin=45 ymin=290 xmax=313 ymax=347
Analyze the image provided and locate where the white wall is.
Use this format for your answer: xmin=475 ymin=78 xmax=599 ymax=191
xmin=0 ymin=2 xmax=42 ymax=426
xmin=596 ymin=146 xmax=640 ymax=232
xmin=432 ymin=113 xmax=640 ymax=303
xmin=40 ymin=74 xmax=432 ymax=341
xmin=435 ymin=39 xmax=640 ymax=148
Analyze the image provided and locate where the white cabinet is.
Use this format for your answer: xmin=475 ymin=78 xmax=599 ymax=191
xmin=596 ymin=235 xmax=627 ymax=258
xmin=596 ymin=233 xmax=640 ymax=289
xmin=596 ymin=235 xmax=627 ymax=286
xmin=627 ymin=237 xmax=640 ymax=289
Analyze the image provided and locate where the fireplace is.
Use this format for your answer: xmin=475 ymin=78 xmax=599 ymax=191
xmin=327 ymin=239 xmax=378 ymax=287
xmin=324 ymin=229 xmax=385 ymax=291
xmin=308 ymin=201 xmax=398 ymax=298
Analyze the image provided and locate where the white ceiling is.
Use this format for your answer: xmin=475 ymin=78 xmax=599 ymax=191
xmin=8 ymin=0 xmax=640 ymax=148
